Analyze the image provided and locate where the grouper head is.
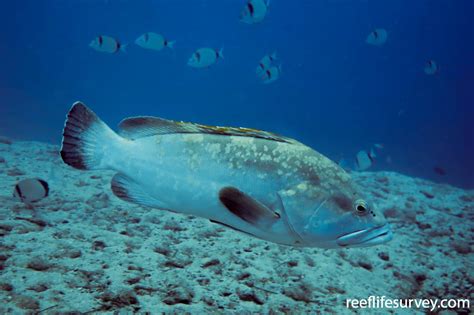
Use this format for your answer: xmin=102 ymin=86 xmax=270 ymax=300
xmin=279 ymin=185 xmax=393 ymax=248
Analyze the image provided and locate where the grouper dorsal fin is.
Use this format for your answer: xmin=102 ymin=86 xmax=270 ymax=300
xmin=219 ymin=186 xmax=280 ymax=229
xmin=118 ymin=116 xmax=297 ymax=143
xmin=118 ymin=116 xmax=183 ymax=140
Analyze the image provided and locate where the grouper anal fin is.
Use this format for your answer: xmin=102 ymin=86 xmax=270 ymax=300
xmin=111 ymin=173 xmax=173 ymax=211
xmin=218 ymin=186 xmax=280 ymax=229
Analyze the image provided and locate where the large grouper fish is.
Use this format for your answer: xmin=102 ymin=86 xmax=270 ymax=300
xmin=60 ymin=102 xmax=393 ymax=248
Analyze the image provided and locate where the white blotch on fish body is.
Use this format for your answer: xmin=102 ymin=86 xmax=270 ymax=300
xmin=182 ymin=134 xmax=204 ymax=143
xmin=297 ymin=182 xmax=308 ymax=191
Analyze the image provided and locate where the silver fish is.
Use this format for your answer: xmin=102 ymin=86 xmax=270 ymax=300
xmin=60 ymin=102 xmax=392 ymax=248
xmin=355 ymin=149 xmax=375 ymax=171
xmin=256 ymin=52 xmax=277 ymax=76
xmin=260 ymin=65 xmax=282 ymax=84
xmin=13 ymin=178 xmax=49 ymax=203
xmin=89 ymin=35 xmax=126 ymax=53
xmin=240 ymin=0 xmax=270 ymax=24
xmin=135 ymin=32 xmax=175 ymax=51
xmin=187 ymin=47 xmax=224 ymax=68
xmin=424 ymin=60 xmax=439 ymax=75
xmin=366 ymin=28 xmax=388 ymax=46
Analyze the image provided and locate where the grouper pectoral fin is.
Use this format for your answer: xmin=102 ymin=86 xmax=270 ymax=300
xmin=111 ymin=173 xmax=171 ymax=210
xmin=218 ymin=186 xmax=280 ymax=229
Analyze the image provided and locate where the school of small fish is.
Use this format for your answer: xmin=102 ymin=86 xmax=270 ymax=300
xmin=87 ymin=1 xmax=439 ymax=90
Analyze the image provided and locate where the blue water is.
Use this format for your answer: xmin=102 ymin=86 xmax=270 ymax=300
xmin=1 ymin=0 xmax=473 ymax=188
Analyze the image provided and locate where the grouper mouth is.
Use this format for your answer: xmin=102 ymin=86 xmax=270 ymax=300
xmin=336 ymin=224 xmax=393 ymax=247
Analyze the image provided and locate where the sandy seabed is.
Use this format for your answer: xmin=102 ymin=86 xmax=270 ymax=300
xmin=0 ymin=139 xmax=472 ymax=314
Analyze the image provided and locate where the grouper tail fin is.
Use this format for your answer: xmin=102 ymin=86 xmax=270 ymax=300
xmin=60 ymin=101 xmax=121 ymax=170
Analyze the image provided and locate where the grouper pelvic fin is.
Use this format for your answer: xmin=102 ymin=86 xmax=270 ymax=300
xmin=276 ymin=193 xmax=306 ymax=245
xmin=118 ymin=116 xmax=298 ymax=143
xmin=209 ymin=219 xmax=256 ymax=237
xmin=219 ymin=186 xmax=280 ymax=229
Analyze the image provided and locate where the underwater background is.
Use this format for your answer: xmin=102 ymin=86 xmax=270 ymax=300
xmin=0 ymin=1 xmax=473 ymax=314
xmin=1 ymin=0 xmax=473 ymax=188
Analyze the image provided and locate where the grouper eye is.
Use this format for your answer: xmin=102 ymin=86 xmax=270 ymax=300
xmin=354 ymin=199 xmax=369 ymax=216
